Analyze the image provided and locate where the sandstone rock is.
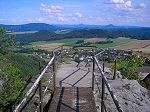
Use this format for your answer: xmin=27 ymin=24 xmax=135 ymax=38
xmin=94 ymin=67 xmax=150 ymax=112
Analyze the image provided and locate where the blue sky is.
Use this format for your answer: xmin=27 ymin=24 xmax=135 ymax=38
xmin=0 ymin=0 xmax=150 ymax=26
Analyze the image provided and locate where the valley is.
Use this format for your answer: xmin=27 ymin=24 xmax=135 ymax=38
xmin=28 ymin=37 xmax=150 ymax=53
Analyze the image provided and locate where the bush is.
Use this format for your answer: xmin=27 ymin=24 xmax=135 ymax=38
xmin=112 ymin=55 xmax=144 ymax=80
xmin=76 ymin=40 xmax=84 ymax=44
xmin=0 ymin=53 xmax=47 ymax=111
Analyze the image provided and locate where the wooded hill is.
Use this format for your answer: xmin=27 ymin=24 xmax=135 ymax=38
xmin=14 ymin=28 xmax=150 ymax=44
xmin=0 ymin=28 xmax=47 ymax=111
xmin=1 ymin=23 xmax=150 ymax=44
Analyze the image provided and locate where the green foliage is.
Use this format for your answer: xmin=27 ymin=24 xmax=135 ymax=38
xmin=112 ymin=55 xmax=145 ymax=80
xmin=0 ymin=53 xmax=4 ymax=61
xmin=0 ymin=28 xmax=47 ymax=111
xmin=3 ymin=65 xmax=24 ymax=96
xmin=74 ymin=57 xmax=80 ymax=64
xmin=76 ymin=40 xmax=84 ymax=44
xmin=0 ymin=64 xmax=25 ymax=111
xmin=0 ymin=28 xmax=15 ymax=54
xmin=0 ymin=53 xmax=47 ymax=111
xmin=6 ymin=53 xmax=46 ymax=79
xmin=96 ymin=40 xmax=113 ymax=44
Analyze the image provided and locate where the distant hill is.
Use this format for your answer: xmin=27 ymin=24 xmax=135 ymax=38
xmin=0 ymin=23 xmax=144 ymax=32
xmin=1 ymin=23 xmax=150 ymax=43
xmin=0 ymin=23 xmax=62 ymax=32
xmin=14 ymin=28 xmax=150 ymax=44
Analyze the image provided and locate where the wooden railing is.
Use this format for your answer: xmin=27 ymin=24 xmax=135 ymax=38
xmin=92 ymin=50 xmax=123 ymax=112
xmin=14 ymin=46 xmax=123 ymax=112
xmin=13 ymin=48 xmax=61 ymax=112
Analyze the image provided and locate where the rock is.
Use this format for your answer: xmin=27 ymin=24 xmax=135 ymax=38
xmin=94 ymin=67 xmax=150 ymax=112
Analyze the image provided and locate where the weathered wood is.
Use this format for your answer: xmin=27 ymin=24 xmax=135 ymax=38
xmin=47 ymin=87 xmax=97 ymax=112
xmin=53 ymin=57 xmax=56 ymax=90
xmin=94 ymin=57 xmax=123 ymax=112
xmin=43 ymin=75 xmax=54 ymax=96
xmin=92 ymin=56 xmax=95 ymax=91
xmin=95 ymin=50 xmax=105 ymax=57
xmin=101 ymin=62 xmax=105 ymax=112
xmin=61 ymin=45 xmax=63 ymax=63
xmin=39 ymin=81 xmax=43 ymax=112
xmin=14 ymin=56 xmax=55 ymax=112
xmin=113 ymin=59 xmax=117 ymax=80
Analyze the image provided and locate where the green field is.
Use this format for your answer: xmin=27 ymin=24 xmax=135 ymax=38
xmin=28 ymin=38 xmax=84 ymax=46
xmin=28 ymin=37 xmax=132 ymax=49
xmin=92 ymin=37 xmax=132 ymax=48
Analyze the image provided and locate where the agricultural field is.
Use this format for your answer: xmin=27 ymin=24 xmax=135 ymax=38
xmin=28 ymin=37 xmax=150 ymax=53
xmin=27 ymin=38 xmax=84 ymax=50
xmin=113 ymin=39 xmax=150 ymax=53
xmin=7 ymin=31 xmax=38 ymax=34
xmin=84 ymin=38 xmax=106 ymax=43
xmin=91 ymin=37 xmax=132 ymax=48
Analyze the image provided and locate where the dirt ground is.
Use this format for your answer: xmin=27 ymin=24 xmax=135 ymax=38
xmin=84 ymin=38 xmax=105 ymax=43
xmin=113 ymin=40 xmax=150 ymax=53
xmin=35 ymin=43 xmax=71 ymax=51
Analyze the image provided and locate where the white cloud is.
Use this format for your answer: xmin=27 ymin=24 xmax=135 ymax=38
xmin=110 ymin=0 xmax=124 ymax=4
xmin=39 ymin=4 xmax=85 ymax=23
xmin=115 ymin=0 xmax=133 ymax=11
xmin=124 ymin=1 xmax=132 ymax=8
xmin=40 ymin=4 xmax=64 ymax=14
xmin=74 ymin=12 xmax=82 ymax=17
xmin=108 ymin=0 xmax=146 ymax=11
xmin=57 ymin=17 xmax=67 ymax=22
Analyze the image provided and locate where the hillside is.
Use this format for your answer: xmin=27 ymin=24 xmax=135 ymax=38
xmin=0 ymin=23 xmax=61 ymax=32
xmin=0 ymin=28 xmax=47 ymax=111
xmin=0 ymin=23 xmax=142 ymax=32
xmin=0 ymin=53 xmax=47 ymax=112
xmin=13 ymin=28 xmax=150 ymax=44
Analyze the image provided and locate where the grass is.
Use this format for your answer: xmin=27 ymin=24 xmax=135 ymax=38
xmin=28 ymin=38 xmax=84 ymax=47
xmin=91 ymin=38 xmax=132 ymax=48
xmin=28 ymin=37 xmax=132 ymax=49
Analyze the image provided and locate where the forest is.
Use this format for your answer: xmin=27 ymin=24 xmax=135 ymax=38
xmin=13 ymin=28 xmax=150 ymax=44
xmin=0 ymin=28 xmax=47 ymax=111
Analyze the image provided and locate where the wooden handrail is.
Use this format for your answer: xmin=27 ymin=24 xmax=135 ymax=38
xmin=14 ymin=56 xmax=55 ymax=112
xmin=94 ymin=55 xmax=123 ymax=112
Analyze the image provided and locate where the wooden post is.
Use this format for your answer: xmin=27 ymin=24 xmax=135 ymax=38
xmin=38 ymin=62 xmax=43 ymax=112
xmin=39 ymin=81 xmax=43 ymax=112
xmin=53 ymin=54 xmax=56 ymax=90
xmin=92 ymin=56 xmax=95 ymax=91
xmin=101 ymin=62 xmax=105 ymax=112
xmin=113 ymin=59 xmax=117 ymax=80
xmin=61 ymin=46 xmax=63 ymax=63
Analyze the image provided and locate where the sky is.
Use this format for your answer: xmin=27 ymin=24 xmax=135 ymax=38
xmin=0 ymin=0 xmax=150 ymax=26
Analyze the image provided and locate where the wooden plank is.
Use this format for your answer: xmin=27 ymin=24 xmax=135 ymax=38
xmin=47 ymin=87 xmax=97 ymax=112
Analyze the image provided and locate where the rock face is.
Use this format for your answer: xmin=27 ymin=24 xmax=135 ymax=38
xmin=94 ymin=67 xmax=150 ymax=112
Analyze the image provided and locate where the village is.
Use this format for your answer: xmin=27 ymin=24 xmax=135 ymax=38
xmin=31 ymin=46 xmax=150 ymax=90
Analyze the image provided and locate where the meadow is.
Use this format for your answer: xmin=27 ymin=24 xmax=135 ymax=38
xmin=27 ymin=37 xmax=150 ymax=53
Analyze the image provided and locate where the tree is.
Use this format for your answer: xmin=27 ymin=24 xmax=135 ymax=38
xmin=112 ymin=55 xmax=144 ymax=80
xmin=76 ymin=40 xmax=84 ymax=44
xmin=74 ymin=57 xmax=81 ymax=67
xmin=0 ymin=28 xmax=15 ymax=54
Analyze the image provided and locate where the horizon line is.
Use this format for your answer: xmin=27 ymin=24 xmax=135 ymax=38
xmin=0 ymin=22 xmax=149 ymax=28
